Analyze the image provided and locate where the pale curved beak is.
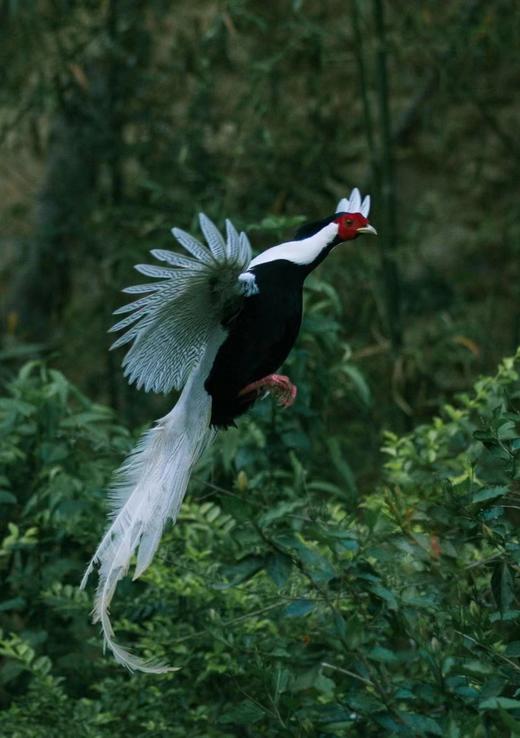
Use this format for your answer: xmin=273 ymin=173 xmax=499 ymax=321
xmin=356 ymin=224 xmax=378 ymax=236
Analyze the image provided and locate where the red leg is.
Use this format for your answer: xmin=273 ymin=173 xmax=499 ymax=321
xmin=238 ymin=374 xmax=297 ymax=408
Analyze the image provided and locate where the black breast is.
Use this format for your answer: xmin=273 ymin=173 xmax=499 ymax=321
xmin=205 ymin=260 xmax=305 ymax=427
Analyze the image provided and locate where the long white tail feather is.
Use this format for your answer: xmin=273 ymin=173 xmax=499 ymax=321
xmin=81 ymin=330 xmax=225 ymax=673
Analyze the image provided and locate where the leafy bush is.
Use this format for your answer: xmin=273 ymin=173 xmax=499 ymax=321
xmin=1 ymin=353 xmax=520 ymax=736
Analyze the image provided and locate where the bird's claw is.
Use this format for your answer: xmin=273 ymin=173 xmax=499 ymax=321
xmin=238 ymin=374 xmax=297 ymax=408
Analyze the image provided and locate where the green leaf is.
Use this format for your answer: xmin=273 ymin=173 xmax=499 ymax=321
xmin=219 ymin=700 xmax=266 ymax=725
xmin=272 ymin=667 xmax=290 ymax=700
xmin=292 ymin=667 xmax=321 ymax=692
xmin=0 ymin=597 xmax=25 ymax=612
xmin=498 ymin=708 xmax=520 ymax=735
xmin=505 ymin=642 xmax=520 ymax=657
xmin=490 ymin=609 xmax=520 ymax=622
xmin=0 ymin=491 xmax=17 ymax=504
xmin=368 ymin=646 xmax=399 ymax=663
xmin=497 ymin=421 xmax=518 ymax=440
xmin=333 ymin=612 xmax=347 ymax=640
xmin=275 ymin=534 xmax=336 ymax=583
xmin=326 ymin=437 xmax=358 ymax=498
xmin=216 ymin=555 xmax=265 ymax=589
xmin=472 ymin=485 xmax=508 ymax=504
xmin=315 ymin=705 xmax=354 ymax=726
xmin=258 ymin=500 xmax=303 ymax=528
xmin=343 ymin=615 xmax=367 ymax=648
xmin=369 ymin=583 xmax=398 ymax=610
xmin=342 ymin=364 xmax=372 ymax=408
xmin=266 ymin=552 xmax=292 ymax=587
xmin=480 ymin=697 xmax=520 ymax=710
xmin=349 ymin=692 xmax=384 ymax=713
xmin=283 ymin=599 xmax=315 ymax=618
xmin=400 ymin=713 xmax=443 ymax=735
xmin=0 ymin=398 xmax=35 ymax=417
xmin=491 ymin=562 xmax=515 ymax=613
xmin=314 ymin=673 xmax=335 ymax=694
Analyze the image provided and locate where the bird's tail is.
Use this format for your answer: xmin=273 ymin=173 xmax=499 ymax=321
xmin=80 ymin=360 xmax=216 ymax=673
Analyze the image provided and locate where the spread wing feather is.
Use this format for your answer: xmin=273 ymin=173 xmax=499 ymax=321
xmin=122 ymin=283 xmax=163 ymax=294
xmin=199 ymin=213 xmax=227 ymax=260
xmin=170 ymin=227 xmax=214 ymax=264
xmin=149 ymin=249 xmax=202 ymax=270
xmin=110 ymin=214 xmax=254 ymax=394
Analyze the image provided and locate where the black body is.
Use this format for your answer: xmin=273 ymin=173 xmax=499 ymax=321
xmin=205 ymin=260 xmax=305 ymax=427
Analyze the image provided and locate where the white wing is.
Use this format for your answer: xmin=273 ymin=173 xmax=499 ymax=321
xmin=110 ymin=214 xmax=254 ymax=393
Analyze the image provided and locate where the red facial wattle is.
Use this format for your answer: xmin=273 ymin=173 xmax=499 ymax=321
xmin=334 ymin=213 xmax=376 ymax=241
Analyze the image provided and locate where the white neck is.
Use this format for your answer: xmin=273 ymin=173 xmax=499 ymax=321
xmin=248 ymin=222 xmax=339 ymax=269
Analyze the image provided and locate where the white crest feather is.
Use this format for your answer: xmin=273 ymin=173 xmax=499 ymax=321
xmin=335 ymin=187 xmax=371 ymax=217
xmin=336 ymin=196 xmax=350 ymax=213
xmin=348 ymin=187 xmax=361 ymax=212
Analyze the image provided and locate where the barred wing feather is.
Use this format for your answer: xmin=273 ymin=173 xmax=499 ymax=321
xmin=110 ymin=214 xmax=253 ymax=394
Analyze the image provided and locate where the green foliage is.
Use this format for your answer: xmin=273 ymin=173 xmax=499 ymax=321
xmin=1 ymin=354 xmax=520 ymax=736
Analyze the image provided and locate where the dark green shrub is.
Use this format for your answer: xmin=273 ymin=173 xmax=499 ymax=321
xmin=1 ymin=353 xmax=520 ymax=736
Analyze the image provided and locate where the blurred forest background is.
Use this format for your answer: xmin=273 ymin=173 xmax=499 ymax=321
xmin=1 ymin=1 xmax=520 ymax=736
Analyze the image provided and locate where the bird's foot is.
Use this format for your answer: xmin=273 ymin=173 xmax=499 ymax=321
xmin=238 ymin=374 xmax=297 ymax=408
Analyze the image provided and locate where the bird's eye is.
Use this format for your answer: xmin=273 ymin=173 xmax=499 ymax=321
xmin=345 ymin=218 xmax=353 ymax=226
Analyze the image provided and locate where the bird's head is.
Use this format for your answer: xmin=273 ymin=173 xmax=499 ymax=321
xmin=292 ymin=188 xmax=377 ymax=248
xmin=334 ymin=211 xmax=377 ymax=242
xmin=249 ymin=187 xmax=377 ymax=273
xmin=333 ymin=187 xmax=377 ymax=243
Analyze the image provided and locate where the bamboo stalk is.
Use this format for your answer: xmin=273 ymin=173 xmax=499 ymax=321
xmin=104 ymin=0 xmax=123 ymax=412
xmin=372 ymin=0 xmax=402 ymax=353
xmin=350 ymin=0 xmax=378 ymax=176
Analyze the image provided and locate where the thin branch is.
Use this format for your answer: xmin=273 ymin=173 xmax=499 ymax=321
xmin=170 ymin=601 xmax=284 ymax=645
xmin=322 ymin=661 xmax=374 ymax=686
xmin=192 ymin=477 xmax=314 ymax=522
xmin=453 ymin=630 xmax=520 ymax=674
